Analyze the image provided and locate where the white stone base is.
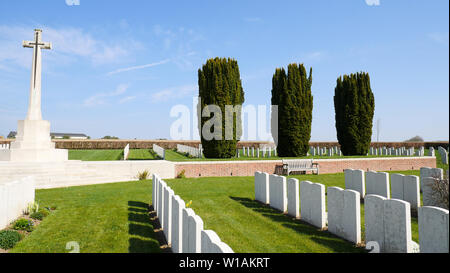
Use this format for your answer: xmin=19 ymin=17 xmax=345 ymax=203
xmin=0 ymin=148 xmax=68 ymax=162
xmin=0 ymin=160 xmax=175 ymax=189
xmin=0 ymin=119 xmax=68 ymax=162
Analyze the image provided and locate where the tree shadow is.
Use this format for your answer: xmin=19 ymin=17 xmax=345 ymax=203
xmin=229 ymin=196 xmax=365 ymax=253
xmin=127 ymin=201 xmax=161 ymax=253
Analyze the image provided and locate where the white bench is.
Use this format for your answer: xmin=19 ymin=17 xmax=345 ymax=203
xmin=282 ymin=159 xmax=319 ymax=175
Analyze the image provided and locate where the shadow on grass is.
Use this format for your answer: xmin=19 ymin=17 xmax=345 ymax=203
xmin=229 ymin=196 xmax=365 ymax=253
xmin=127 ymin=201 xmax=161 ymax=253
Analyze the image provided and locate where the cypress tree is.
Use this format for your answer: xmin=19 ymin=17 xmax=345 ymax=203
xmin=271 ymin=64 xmax=313 ymax=157
xmin=198 ymin=58 xmax=245 ymax=158
xmin=334 ymin=72 xmax=375 ymax=155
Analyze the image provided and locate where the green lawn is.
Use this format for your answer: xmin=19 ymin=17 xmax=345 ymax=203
xmin=69 ymin=149 xmax=124 ymax=161
xmin=68 ymin=149 xmax=159 ymax=161
xmin=10 ymin=180 xmax=160 ymax=253
xmin=67 ymin=147 xmax=449 ymax=170
xmin=128 ymin=149 xmax=159 ymax=160
xmin=8 ymin=166 xmax=440 ymax=253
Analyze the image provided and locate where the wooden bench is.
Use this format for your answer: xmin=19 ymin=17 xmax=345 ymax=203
xmin=282 ymin=159 xmax=319 ymax=175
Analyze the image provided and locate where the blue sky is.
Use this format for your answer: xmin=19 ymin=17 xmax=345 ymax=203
xmin=0 ymin=0 xmax=448 ymax=141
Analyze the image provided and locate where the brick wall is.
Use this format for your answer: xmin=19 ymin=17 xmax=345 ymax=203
xmin=0 ymin=140 xmax=273 ymax=150
xmin=1 ymin=139 xmax=447 ymax=150
xmin=62 ymin=141 xmax=444 ymax=149
xmin=174 ymin=157 xmax=436 ymax=178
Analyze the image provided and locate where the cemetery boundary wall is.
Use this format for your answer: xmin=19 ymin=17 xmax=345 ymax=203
xmin=0 ymin=139 xmax=447 ymax=150
xmin=174 ymin=157 xmax=436 ymax=178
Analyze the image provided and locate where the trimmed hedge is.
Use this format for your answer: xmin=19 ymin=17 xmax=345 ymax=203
xmin=272 ymin=64 xmax=313 ymax=157
xmin=198 ymin=57 xmax=245 ymax=158
xmin=334 ymin=72 xmax=375 ymax=155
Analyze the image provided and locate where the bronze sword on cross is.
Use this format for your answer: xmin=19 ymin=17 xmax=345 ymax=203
xmin=23 ymin=29 xmax=52 ymax=89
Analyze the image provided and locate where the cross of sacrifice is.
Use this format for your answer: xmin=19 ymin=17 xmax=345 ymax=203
xmin=23 ymin=29 xmax=51 ymax=89
xmin=22 ymin=29 xmax=52 ymax=121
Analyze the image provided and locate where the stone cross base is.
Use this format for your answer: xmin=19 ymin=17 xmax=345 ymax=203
xmin=0 ymin=119 xmax=68 ymax=162
xmin=0 ymin=148 xmax=68 ymax=162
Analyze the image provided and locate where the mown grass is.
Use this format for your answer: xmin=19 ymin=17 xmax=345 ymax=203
xmin=10 ymin=180 xmax=160 ymax=253
xmin=165 ymin=176 xmax=363 ymax=253
xmin=9 ymin=170 xmax=424 ymax=253
xmin=69 ymin=149 xmax=124 ymax=161
xmin=68 ymin=149 xmax=158 ymax=161
xmin=127 ymin=149 xmax=158 ymax=160
xmin=68 ymin=147 xmax=448 ymax=171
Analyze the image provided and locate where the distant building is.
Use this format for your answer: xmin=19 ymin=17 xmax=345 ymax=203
xmin=7 ymin=131 xmax=88 ymax=140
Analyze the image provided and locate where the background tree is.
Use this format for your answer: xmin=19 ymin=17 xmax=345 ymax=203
xmin=7 ymin=132 xmax=16 ymax=139
xmin=271 ymin=63 xmax=313 ymax=157
xmin=102 ymin=136 xmax=119 ymax=140
xmin=334 ymin=72 xmax=375 ymax=155
xmin=405 ymin=136 xmax=424 ymax=142
xmin=198 ymin=57 xmax=245 ymax=158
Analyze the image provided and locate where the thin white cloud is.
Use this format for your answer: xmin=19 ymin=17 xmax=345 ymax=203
xmin=84 ymin=84 xmax=129 ymax=107
xmin=107 ymin=59 xmax=171 ymax=76
xmin=428 ymin=32 xmax=449 ymax=46
xmin=365 ymin=0 xmax=380 ymax=6
xmin=152 ymin=25 xmax=205 ymax=70
xmin=151 ymin=84 xmax=198 ymax=102
xmin=0 ymin=25 xmax=137 ymax=71
xmin=305 ymin=51 xmax=326 ymax=61
xmin=119 ymin=96 xmax=137 ymax=104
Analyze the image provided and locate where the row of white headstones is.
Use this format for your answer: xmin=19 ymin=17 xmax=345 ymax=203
xmin=343 ymin=168 xmax=449 ymax=210
xmin=237 ymin=146 xmax=277 ymax=158
xmin=0 ymin=177 xmax=35 ymax=230
xmin=123 ymin=143 xmax=449 ymax=162
xmin=309 ymin=146 xmax=342 ymax=157
xmin=152 ymin=144 xmax=166 ymax=159
xmin=254 ymin=170 xmax=449 ymax=253
xmin=0 ymin=144 xmax=10 ymax=150
xmin=152 ymin=174 xmax=233 ymax=253
xmin=369 ymin=146 xmax=425 ymax=156
xmin=177 ymin=144 xmax=203 ymax=158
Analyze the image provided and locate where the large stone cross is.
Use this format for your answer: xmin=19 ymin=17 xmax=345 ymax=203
xmin=22 ymin=29 xmax=52 ymax=120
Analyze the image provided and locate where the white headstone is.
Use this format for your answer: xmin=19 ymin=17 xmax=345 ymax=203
xmin=383 ymin=199 xmax=415 ymax=253
xmin=418 ymin=206 xmax=449 ymax=253
xmin=201 ymin=229 xmax=221 ymax=253
xmin=345 ymin=169 xmax=365 ymax=198
xmin=366 ymin=171 xmax=390 ymax=198
xmin=171 ymin=195 xmax=185 ymax=253
xmin=123 ymin=144 xmax=130 ymax=160
xmin=188 ymin=213 xmax=203 ymax=253
xmin=422 ymin=177 xmax=448 ymax=209
xmin=255 ymin=172 xmax=269 ymax=204
xmin=287 ymin=178 xmax=299 ymax=218
xmin=300 ymin=181 xmax=326 ymax=229
xmin=182 ymin=208 xmax=195 ymax=253
xmin=365 ymin=194 xmax=387 ymax=251
xmin=163 ymin=187 xmax=174 ymax=244
xmin=269 ymin=174 xmax=287 ymax=213
xmin=327 ymin=187 xmax=361 ymax=244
